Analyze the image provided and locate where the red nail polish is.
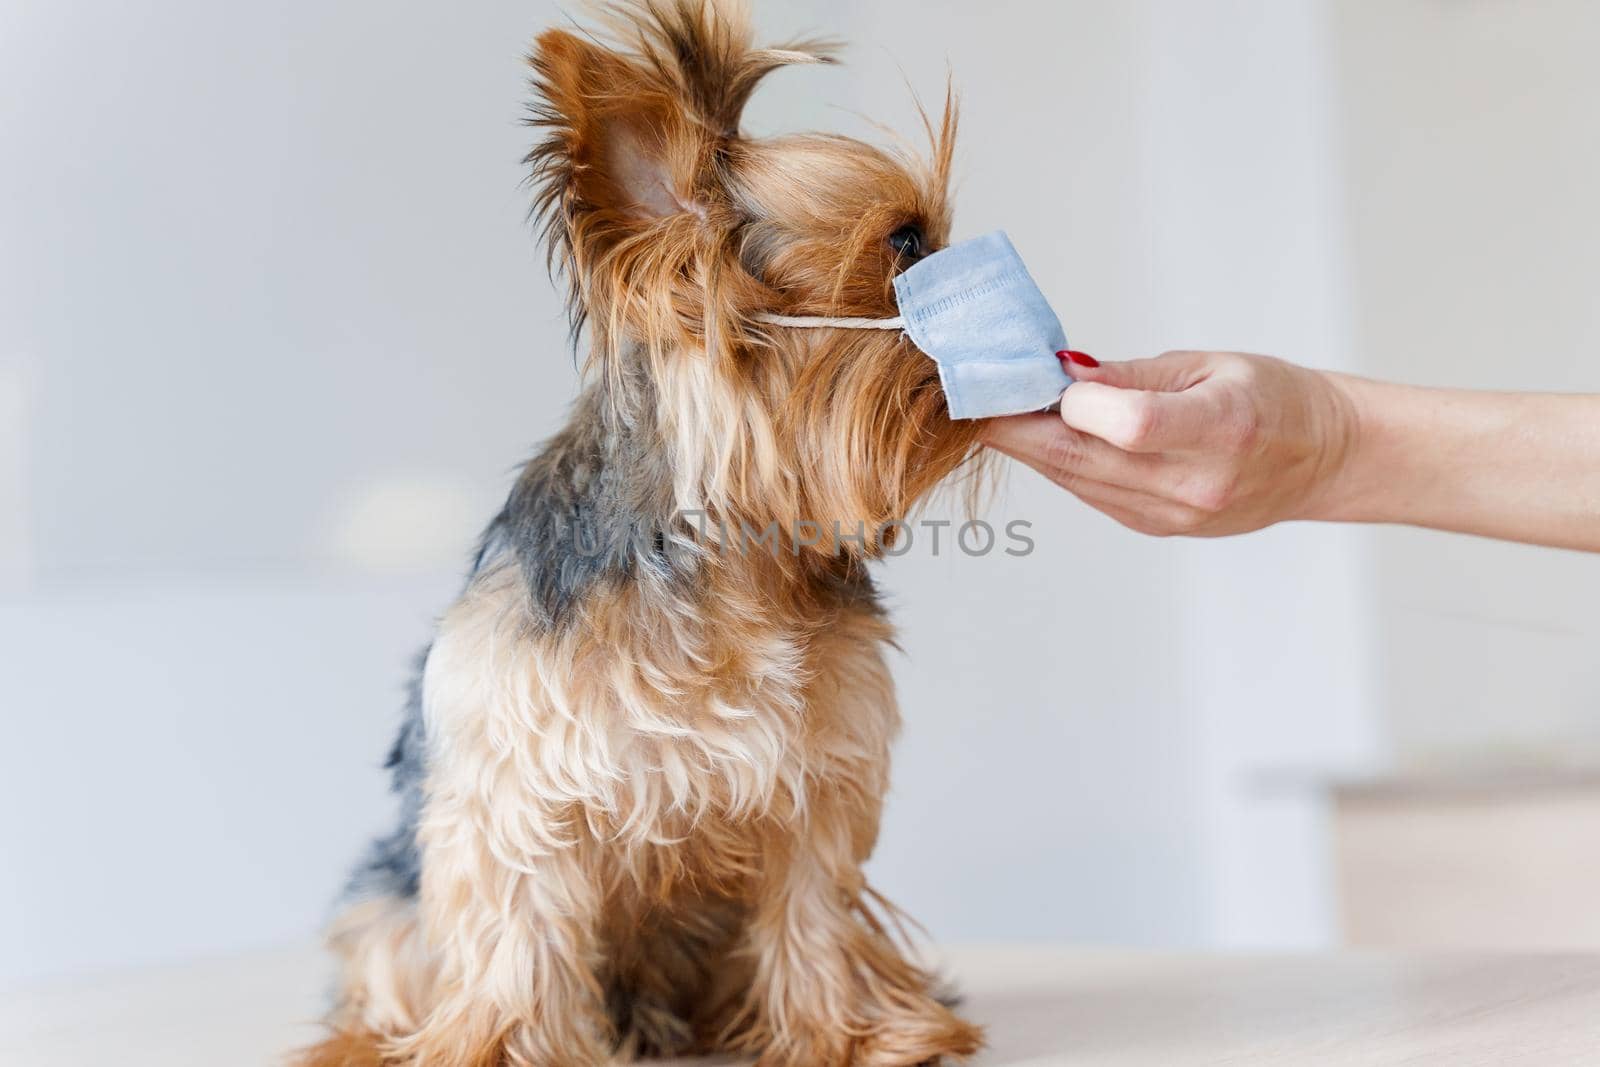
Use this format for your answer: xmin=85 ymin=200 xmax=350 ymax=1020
xmin=1062 ymin=350 xmax=1099 ymax=369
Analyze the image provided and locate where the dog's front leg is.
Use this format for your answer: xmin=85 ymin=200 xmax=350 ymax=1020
xmin=737 ymin=804 xmax=983 ymax=1067
xmin=386 ymin=791 xmax=610 ymax=1067
xmin=387 ymin=580 xmax=614 ymax=1067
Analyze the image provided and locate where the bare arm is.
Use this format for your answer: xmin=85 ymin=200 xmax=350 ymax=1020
xmin=981 ymin=350 xmax=1600 ymax=553
xmin=1316 ymin=375 xmax=1600 ymax=550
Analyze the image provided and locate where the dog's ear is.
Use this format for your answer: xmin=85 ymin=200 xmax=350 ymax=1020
xmin=529 ymin=29 xmax=700 ymax=228
xmin=527 ymin=3 xmax=834 ymax=354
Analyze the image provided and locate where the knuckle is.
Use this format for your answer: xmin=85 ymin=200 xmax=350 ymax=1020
xmin=1117 ymin=396 xmax=1160 ymax=449
xmin=1214 ymin=394 xmax=1261 ymax=452
xmin=1177 ymin=486 xmax=1216 ymax=513
xmin=1181 ymin=475 xmax=1237 ymax=514
xmin=1225 ymin=353 xmax=1271 ymax=392
xmin=1043 ymin=431 xmax=1086 ymax=474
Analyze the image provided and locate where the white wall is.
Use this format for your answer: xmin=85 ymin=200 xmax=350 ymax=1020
xmin=1 ymin=0 xmax=574 ymax=984
xmin=1331 ymin=0 xmax=1600 ymax=770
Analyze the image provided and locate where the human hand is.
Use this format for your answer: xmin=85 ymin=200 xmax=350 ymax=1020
xmin=981 ymin=350 xmax=1359 ymax=537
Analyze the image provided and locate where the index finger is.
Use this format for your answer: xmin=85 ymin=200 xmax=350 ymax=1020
xmin=1056 ymin=381 xmax=1221 ymax=453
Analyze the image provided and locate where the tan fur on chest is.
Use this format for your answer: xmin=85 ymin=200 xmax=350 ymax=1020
xmin=422 ymin=559 xmax=898 ymax=857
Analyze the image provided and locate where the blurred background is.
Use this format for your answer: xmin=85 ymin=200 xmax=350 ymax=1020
xmin=4 ymin=0 xmax=1598 ymax=989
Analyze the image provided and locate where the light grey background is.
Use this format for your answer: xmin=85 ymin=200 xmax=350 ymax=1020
xmin=3 ymin=0 xmax=1596 ymax=987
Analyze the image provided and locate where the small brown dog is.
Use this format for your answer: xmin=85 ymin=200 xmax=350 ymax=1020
xmin=299 ymin=2 xmax=985 ymax=1064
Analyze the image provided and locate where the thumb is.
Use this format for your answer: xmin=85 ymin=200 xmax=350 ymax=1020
xmin=1063 ymin=349 xmax=1215 ymax=393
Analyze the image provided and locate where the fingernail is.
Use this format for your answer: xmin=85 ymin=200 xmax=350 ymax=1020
xmin=1063 ymin=350 xmax=1100 ymax=369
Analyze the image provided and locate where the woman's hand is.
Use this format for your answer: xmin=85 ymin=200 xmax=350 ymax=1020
xmin=982 ymin=350 xmax=1358 ymax=537
xmin=982 ymin=350 xmax=1600 ymax=552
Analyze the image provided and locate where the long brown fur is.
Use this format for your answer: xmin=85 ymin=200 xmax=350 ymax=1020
xmin=298 ymin=2 xmax=986 ymax=1064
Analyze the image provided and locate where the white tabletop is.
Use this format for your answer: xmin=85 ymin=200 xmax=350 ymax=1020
xmin=5 ymin=945 xmax=1599 ymax=1066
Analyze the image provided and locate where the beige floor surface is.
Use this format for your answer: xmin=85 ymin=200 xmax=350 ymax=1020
xmin=5 ymin=945 xmax=1599 ymax=1065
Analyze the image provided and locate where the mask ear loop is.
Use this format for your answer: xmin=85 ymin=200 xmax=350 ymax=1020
xmin=754 ymin=313 xmax=905 ymax=330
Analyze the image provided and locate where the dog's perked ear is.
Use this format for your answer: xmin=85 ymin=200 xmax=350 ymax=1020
xmin=526 ymin=1 xmax=835 ymax=361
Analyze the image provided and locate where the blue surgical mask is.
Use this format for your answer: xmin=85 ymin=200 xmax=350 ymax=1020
xmin=756 ymin=231 xmax=1071 ymax=419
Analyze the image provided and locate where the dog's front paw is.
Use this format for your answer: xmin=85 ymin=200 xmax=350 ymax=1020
xmin=855 ymin=1002 xmax=984 ymax=1067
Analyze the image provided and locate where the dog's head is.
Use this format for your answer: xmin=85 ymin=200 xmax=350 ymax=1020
xmin=529 ymin=0 xmax=982 ymax=556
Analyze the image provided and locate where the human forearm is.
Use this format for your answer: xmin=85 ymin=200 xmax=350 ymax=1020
xmin=1312 ymin=375 xmax=1600 ymax=551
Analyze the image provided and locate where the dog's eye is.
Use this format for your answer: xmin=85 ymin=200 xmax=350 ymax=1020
xmin=887 ymin=224 xmax=926 ymax=265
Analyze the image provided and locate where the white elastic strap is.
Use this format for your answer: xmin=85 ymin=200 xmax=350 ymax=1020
xmin=754 ymin=313 xmax=905 ymax=330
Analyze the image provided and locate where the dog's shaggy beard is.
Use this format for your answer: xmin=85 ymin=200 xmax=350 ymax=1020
xmin=782 ymin=325 xmax=986 ymax=551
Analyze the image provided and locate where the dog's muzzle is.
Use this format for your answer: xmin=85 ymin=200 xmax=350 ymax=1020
xmin=754 ymin=231 xmax=1072 ymax=420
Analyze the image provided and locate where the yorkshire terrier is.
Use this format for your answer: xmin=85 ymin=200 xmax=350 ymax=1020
xmin=299 ymin=2 xmax=986 ymax=1064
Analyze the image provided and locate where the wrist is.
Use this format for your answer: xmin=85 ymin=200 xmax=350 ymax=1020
xmin=1299 ymin=371 xmax=1399 ymax=524
xmin=1304 ymin=373 xmax=1504 ymax=534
